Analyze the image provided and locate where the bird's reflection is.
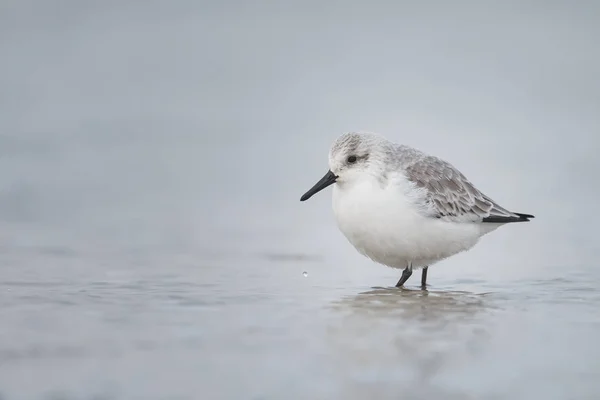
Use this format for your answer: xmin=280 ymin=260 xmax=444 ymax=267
xmin=331 ymin=286 xmax=494 ymax=319
xmin=325 ymin=286 xmax=498 ymax=396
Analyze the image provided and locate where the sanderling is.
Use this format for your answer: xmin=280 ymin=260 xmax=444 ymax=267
xmin=300 ymin=132 xmax=534 ymax=288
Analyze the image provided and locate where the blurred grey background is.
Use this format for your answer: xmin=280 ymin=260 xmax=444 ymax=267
xmin=1 ymin=1 xmax=599 ymax=399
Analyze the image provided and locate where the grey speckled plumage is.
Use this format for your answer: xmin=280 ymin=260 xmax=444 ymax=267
xmin=398 ymin=145 xmax=531 ymax=223
xmin=330 ymin=132 xmax=534 ymax=224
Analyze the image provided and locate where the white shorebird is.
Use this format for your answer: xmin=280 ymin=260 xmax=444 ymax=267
xmin=300 ymin=132 xmax=534 ymax=288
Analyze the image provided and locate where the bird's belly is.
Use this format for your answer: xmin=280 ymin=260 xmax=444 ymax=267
xmin=332 ymin=184 xmax=480 ymax=269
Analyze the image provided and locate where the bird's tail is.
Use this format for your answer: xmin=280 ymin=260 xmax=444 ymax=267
xmin=482 ymin=212 xmax=534 ymax=223
xmin=514 ymin=212 xmax=535 ymax=221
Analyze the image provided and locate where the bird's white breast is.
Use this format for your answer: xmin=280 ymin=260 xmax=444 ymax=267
xmin=331 ymin=174 xmax=482 ymax=269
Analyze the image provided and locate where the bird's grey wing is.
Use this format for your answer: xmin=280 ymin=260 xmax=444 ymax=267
xmin=404 ymin=156 xmax=520 ymax=223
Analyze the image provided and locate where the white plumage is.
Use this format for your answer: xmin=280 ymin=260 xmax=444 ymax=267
xmin=300 ymin=131 xmax=533 ymax=287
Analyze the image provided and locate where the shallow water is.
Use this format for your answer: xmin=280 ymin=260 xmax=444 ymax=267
xmin=1 ymin=1 xmax=600 ymax=399
xmin=2 ymin=261 xmax=600 ymax=399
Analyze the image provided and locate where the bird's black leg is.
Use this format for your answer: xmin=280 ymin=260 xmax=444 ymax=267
xmin=395 ymin=264 xmax=413 ymax=287
xmin=420 ymin=266 xmax=428 ymax=289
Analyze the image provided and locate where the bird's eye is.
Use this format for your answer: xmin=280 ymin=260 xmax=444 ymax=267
xmin=347 ymin=155 xmax=357 ymax=164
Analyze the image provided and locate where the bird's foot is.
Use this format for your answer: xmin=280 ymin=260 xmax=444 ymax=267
xmin=395 ymin=266 xmax=413 ymax=287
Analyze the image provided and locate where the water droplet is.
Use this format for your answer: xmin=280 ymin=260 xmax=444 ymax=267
xmin=302 ymin=271 xmax=308 ymax=277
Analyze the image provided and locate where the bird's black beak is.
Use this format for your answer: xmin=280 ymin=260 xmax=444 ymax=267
xmin=300 ymin=170 xmax=338 ymax=201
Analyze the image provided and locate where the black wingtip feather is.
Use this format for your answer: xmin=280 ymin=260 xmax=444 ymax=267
xmin=482 ymin=212 xmax=534 ymax=223
xmin=515 ymin=213 xmax=535 ymax=219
